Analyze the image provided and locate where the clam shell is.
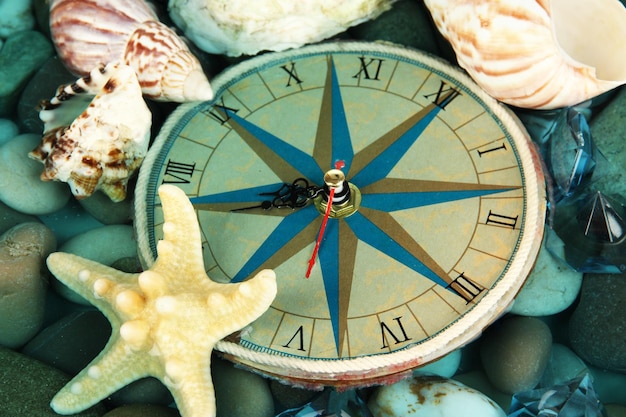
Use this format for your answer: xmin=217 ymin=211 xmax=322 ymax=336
xmin=168 ymin=0 xmax=397 ymax=56
xmin=49 ymin=0 xmax=213 ymax=102
xmin=30 ymin=63 xmax=152 ymax=202
xmin=423 ymin=0 xmax=626 ymax=109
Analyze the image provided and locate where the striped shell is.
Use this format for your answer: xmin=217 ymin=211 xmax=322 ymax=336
xmin=49 ymin=0 xmax=213 ymax=102
xmin=423 ymin=0 xmax=626 ymax=109
xmin=29 ymin=63 xmax=152 ymax=202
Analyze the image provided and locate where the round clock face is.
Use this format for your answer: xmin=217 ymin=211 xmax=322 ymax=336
xmin=135 ymin=42 xmax=545 ymax=386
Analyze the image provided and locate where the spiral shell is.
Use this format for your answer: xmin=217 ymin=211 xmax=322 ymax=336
xmin=49 ymin=0 xmax=213 ymax=102
xmin=423 ymin=0 xmax=626 ymax=109
xmin=29 ymin=63 xmax=152 ymax=202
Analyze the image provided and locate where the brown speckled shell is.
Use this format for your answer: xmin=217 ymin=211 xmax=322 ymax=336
xmin=29 ymin=63 xmax=152 ymax=202
xmin=49 ymin=0 xmax=213 ymax=102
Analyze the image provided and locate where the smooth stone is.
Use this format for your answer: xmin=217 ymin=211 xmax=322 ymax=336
xmin=589 ymin=86 xmax=626 ymax=196
xmin=0 ymin=0 xmax=35 ymax=38
xmin=22 ymin=310 xmax=174 ymax=408
xmin=78 ymin=189 xmax=134 ymax=225
xmin=368 ymin=375 xmax=506 ymax=417
xmin=212 ymin=355 xmax=274 ymax=417
xmin=0 ymin=133 xmax=71 ymax=215
xmin=539 ymin=344 xmax=588 ymax=388
xmin=589 ymin=367 xmax=626 ymax=407
xmin=54 ymin=225 xmax=137 ymax=304
xmin=33 ymin=0 xmax=51 ymax=37
xmin=0 ymin=117 xmax=18 ymax=146
xmin=0 ymin=222 xmax=56 ymax=348
xmin=0 ymin=346 xmax=106 ymax=416
xmin=453 ymin=371 xmax=512 ymax=412
xmin=606 ymin=404 xmax=626 ymax=417
xmin=569 ymin=274 xmax=626 ymax=372
xmin=413 ymin=348 xmax=461 ymax=378
xmin=510 ymin=245 xmax=582 ymax=316
xmin=21 ymin=311 xmax=112 ymax=375
xmin=349 ymin=0 xmax=440 ymax=55
xmin=17 ymin=55 xmax=74 ymax=133
xmin=37 ymin=198 xmax=104 ymax=246
xmin=0 ymin=30 xmax=53 ymax=117
xmin=269 ymin=380 xmax=317 ymax=413
xmin=110 ymin=256 xmax=143 ymax=273
xmin=103 ymin=404 xmax=180 ymax=417
xmin=0 ymin=199 xmax=39 ymax=235
xmin=480 ymin=316 xmax=552 ymax=394
xmin=108 ymin=377 xmax=173 ymax=408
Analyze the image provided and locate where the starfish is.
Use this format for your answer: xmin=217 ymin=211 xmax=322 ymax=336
xmin=46 ymin=184 xmax=277 ymax=417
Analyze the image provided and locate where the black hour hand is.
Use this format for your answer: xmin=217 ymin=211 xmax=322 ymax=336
xmin=231 ymin=200 xmax=274 ymax=212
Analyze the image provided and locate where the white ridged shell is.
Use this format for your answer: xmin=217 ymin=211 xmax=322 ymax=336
xmin=49 ymin=0 xmax=213 ymax=102
xmin=168 ymin=0 xmax=397 ymax=56
xmin=29 ymin=63 xmax=152 ymax=202
xmin=423 ymin=0 xmax=626 ymax=109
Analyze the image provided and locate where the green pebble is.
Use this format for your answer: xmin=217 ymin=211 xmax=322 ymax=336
xmin=0 ymin=346 xmax=106 ymax=416
xmin=0 ymin=200 xmax=39 ymax=235
xmin=0 ymin=30 xmax=53 ymax=118
xmin=212 ymin=356 xmax=274 ymax=417
xmin=17 ymin=55 xmax=75 ymax=134
xmin=349 ymin=0 xmax=440 ymax=56
xmin=589 ymin=86 xmax=626 ymax=197
xmin=103 ymin=404 xmax=181 ymax=417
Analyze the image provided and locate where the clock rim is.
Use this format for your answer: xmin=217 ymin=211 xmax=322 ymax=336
xmin=134 ymin=41 xmax=546 ymax=386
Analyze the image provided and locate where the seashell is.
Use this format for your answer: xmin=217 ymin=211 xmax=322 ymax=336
xmin=29 ymin=63 xmax=152 ymax=202
xmin=423 ymin=0 xmax=626 ymax=109
xmin=168 ymin=0 xmax=398 ymax=57
xmin=49 ymin=0 xmax=213 ymax=102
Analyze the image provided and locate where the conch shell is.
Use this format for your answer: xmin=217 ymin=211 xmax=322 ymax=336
xmin=423 ymin=0 xmax=626 ymax=109
xmin=49 ymin=0 xmax=213 ymax=102
xmin=168 ymin=0 xmax=397 ymax=56
xmin=29 ymin=63 xmax=152 ymax=202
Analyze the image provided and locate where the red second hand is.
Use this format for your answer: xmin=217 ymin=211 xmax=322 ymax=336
xmin=306 ymin=186 xmax=335 ymax=278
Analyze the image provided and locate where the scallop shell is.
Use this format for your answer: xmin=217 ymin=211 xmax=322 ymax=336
xmin=49 ymin=0 xmax=213 ymax=102
xmin=423 ymin=0 xmax=626 ymax=109
xmin=29 ymin=63 xmax=152 ymax=202
xmin=168 ymin=0 xmax=397 ymax=57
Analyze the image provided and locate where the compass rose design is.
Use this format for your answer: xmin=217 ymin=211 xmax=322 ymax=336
xmin=188 ymin=57 xmax=520 ymax=357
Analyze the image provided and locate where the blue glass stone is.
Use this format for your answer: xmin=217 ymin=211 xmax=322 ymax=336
xmin=546 ymin=108 xmax=596 ymax=203
xmin=507 ymin=374 xmax=606 ymax=417
xmin=547 ymin=191 xmax=626 ymax=273
xmin=275 ymin=389 xmax=372 ymax=417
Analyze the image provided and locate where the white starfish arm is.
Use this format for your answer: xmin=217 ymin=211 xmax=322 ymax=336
xmin=50 ymin=338 xmax=160 ymax=414
xmin=163 ymin=355 xmax=216 ymax=417
xmin=47 ymin=252 xmax=138 ymax=324
xmin=153 ymin=184 xmax=206 ymax=278
xmin=213 ymin=270 xmax=278 ymax=336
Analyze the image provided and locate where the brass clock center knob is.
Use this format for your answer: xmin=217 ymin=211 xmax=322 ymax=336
xmin=315 ymin=169 xmax=361 ymax=219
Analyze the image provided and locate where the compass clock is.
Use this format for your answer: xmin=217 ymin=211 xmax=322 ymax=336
xmin=135 ymin=42 xmax=546 ymax=387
